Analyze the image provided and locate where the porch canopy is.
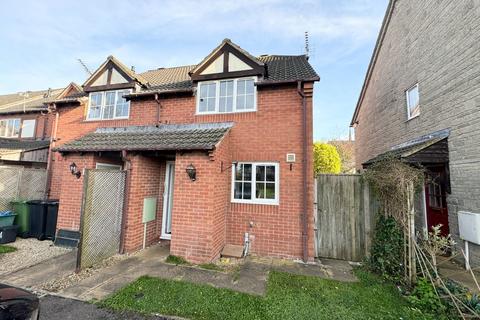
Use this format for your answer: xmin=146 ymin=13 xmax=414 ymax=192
xmin=54 ymin=122 xmax=233 ymax=153
xmin=363 ymin=129 xmax=450 ymax=167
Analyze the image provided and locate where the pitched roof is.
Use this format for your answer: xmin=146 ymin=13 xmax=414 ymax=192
xmin=54 ymin=122 xmax=233 ymax=153
xmin=0 ymin=138 xmax=50 ymax=151
xmin=0 ymin=88 xmax=63 ymax=115
xmin=351 ymin=0 xmax=395 ymax=126
xmin=363 ymin=129 xmax=449 ymax=166
xmin=131 ymin=55 xmax=318 ymax=97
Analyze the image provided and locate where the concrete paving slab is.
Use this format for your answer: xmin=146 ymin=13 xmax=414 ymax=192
xmin=0 ymin=250 xmax=77 ymax=289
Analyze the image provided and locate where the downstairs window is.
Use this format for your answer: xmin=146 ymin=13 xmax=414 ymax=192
xmin=231 ymin=162 xmax=279 ymax=205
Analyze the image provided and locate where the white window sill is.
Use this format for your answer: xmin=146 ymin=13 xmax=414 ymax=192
xmin=231 ymin=199 xmax=279 ymax=206
xmin=196 ymin=109 xmax=257 ymax=116
xmin=406 ymin=114 xmax=420 ymax=122
xmin=84 ymin=117 xmax=130 ymax=122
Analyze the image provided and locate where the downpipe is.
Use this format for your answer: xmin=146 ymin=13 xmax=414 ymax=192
xmin=297 ymin=81 xmax=309 ymax=263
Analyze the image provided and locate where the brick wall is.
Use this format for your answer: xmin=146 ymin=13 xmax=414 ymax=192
xmin=52 ymin=82 xmax=315 ymax=261
xmin=354 ymin=0 xmax=480 ymax=265
xmin=123 ymin=155 xmax=164 ymax=252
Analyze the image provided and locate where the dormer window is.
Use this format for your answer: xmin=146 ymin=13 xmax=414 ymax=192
xmin=87 ymin=89 xmax=131 ymax=121
xmin=197 ymin=77 xmax=256 ymax=114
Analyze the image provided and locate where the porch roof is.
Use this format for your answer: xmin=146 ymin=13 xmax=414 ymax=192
xmin=0 ymin=138 xmax=50 ymax=152
xmin=363 ymin=129 xmax=450 ymax=167
xmin=54 ymin=122 xmax=233 ymax=153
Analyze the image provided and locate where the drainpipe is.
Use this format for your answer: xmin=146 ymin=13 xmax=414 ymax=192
xmin=44 ymin=105 xmax=59 ymax=199
xmin=297 ymin=81 xmax=309 ymax=263
xmin=119 ymin=150 xmax=132 ymax=254
xmin=155 ymin=93 xmax=161 ymax=126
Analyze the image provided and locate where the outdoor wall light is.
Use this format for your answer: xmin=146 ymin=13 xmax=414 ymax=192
xmin=186 ymin=163 xmax=196 ymax=181
xmin=69 ymin=162 xmax=81 ymax=179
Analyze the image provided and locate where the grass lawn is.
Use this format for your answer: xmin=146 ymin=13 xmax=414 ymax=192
xmin=100 ymin=269 xmax=435 ymax=320
xmin=0 ymin=244 xmax=16 ymax=254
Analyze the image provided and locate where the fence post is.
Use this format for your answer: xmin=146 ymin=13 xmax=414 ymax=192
xmin=76 ymin=169 xmax=89 ymax=272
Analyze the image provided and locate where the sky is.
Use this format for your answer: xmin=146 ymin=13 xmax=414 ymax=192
xmin=0 ymin=0 xmax=388 ymax=141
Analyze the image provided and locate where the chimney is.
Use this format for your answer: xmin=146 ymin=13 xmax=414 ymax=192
xmin=131 ymin=66 xmax=135 ymax=72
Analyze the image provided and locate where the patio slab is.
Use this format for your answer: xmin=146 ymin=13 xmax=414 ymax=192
xmin=58 ymin=245 xmax=356 ymax=301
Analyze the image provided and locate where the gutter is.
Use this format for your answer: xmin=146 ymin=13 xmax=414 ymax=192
xmin=297 ymin=80 xmax=309 ymax=263
xmin=350 ymin=0 xmax=396 ymax=126
xmin=256 ymin=78 xmax=320 ymax=87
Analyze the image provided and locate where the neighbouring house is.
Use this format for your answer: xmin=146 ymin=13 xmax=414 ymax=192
xmin=351 ymin=1 xmax=480 ymax=265
xmin=0 ymin=89 xmax=59 ymax=168
xmin=47 ymin=39 xmax=319 ymax=263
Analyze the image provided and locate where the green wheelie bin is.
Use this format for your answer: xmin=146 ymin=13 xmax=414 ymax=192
xmin=11 ymin=200 xmax=30 ymax=238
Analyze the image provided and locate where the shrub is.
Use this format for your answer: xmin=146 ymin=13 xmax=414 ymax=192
xmin=313 ymin=142 xmax=341 ymax=174
xmin=408 ymin=277 xmax=446 ymax=315
xmin=369 ymin=214 xmax=404 ymax=283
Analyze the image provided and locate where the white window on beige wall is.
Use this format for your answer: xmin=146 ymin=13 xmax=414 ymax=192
xmin=21 ymin=119 xmax=36 ymax=138
xmin=406 ymin=83 xmax=420 ymax=119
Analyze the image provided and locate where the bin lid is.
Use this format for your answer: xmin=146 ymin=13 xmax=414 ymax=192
xmin=10 ymin=200 xmax=28 ymax=204
xmin=27 ymin=200 xmax=45 ymax=204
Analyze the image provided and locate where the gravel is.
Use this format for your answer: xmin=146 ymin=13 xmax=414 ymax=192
xmin=0 ymin=238 xmax=71 ymax=276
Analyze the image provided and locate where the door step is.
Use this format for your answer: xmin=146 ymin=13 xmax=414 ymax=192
xmin=54 ymin=229 xmax=80 ymax=248
xmin=221 ymin=244 xmax=244 ymax=258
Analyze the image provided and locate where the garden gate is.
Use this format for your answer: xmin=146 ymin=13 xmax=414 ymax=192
xmin=77 ymin=169 xmax=126 ymax=270
xmin=315 ymin=174 xmax=378 ymax=261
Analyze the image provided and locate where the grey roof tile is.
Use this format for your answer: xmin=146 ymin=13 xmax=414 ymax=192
xmin=0 ymin=138 xmax=50 ymax=151
xmin=0 ymin=88 xmax=63 ymax=114
xmin=55 ymin=122 xmax=233 ymax=152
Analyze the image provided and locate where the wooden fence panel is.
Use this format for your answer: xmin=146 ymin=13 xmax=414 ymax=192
xmin=315 ymin=174 xmax=378 ymax=261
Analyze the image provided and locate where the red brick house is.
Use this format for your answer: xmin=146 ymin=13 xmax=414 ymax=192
xmin=0 ymin=89 xmax=58 ymax=168
xmin=48 ymin=39 xmax=319 ymax=263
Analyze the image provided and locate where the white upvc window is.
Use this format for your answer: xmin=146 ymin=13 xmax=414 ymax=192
xmin=87 ymin=89 xmax=131 ymax=121
xmin=197 ymin=77 xmax=256 ymax=114
xmin=231 ymin=162 xmax=279 ymax=205
xmin=0 ymin=119 xmax=21 ymax=138
xmin=406 ymin=83 xmax=420 ymax=120
xmin=21 ymin=119 xmax=36 ymax=138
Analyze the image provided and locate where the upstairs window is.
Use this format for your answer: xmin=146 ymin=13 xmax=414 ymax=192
xmin=0 ymin=119 xmax=20 ymax=138
xmin=87 ymin=89 xmax=131 ymax=121
xmin=232 ymin=162 xmax=279 ymax=205
xmin=21 ymin=119 xmax=36 ymax=138
xmin=406 ymin=83 xmax=420 ymax=119
xmin=197 ymin=77 xmax=256 ymax=114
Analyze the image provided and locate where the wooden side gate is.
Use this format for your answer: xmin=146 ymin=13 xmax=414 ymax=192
xmin=314 ymin=174 xmax=378 ymax=261
xmin=77 ymin=169 xmax=126 ymax=270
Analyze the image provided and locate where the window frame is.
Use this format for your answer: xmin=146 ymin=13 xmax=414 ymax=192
xmin=86 ymin=89 xmax=132 ymax=121
xmin=0 ymin=118 xmax=21 ymax=138
xmin=231 ymin=162 xmax=279 ymax=205
xmin=20 ymin=119 xmax=36 ymax=138
xmin=405 ymin=83 xmax=420 ymax=120
xmin=196 ymin=77 xmax=257 ymax=115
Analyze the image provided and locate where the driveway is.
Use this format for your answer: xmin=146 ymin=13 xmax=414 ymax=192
xmin=39 ymin=295 xmax=172 ymax=320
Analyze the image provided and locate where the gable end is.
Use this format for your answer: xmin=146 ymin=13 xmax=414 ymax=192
xmin=190 ymin=40 xmax=265 ymax=81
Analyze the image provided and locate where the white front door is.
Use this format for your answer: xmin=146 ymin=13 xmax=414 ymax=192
xmin=161 ymin=162 xmax=175 ymax=240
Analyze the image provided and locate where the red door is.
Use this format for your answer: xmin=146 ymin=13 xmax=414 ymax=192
xmin=425 ymin=167 xmax=450 ymax=237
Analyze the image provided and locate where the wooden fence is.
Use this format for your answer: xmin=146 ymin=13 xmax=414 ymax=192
xmin=314 ymin=174 xmax=378 ymax=261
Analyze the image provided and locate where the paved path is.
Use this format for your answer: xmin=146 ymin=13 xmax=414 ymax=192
xmin=0 ymin=250 xmax=76 ymax=289
xmin=4 ymin=243 xmax=356 ymax=303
